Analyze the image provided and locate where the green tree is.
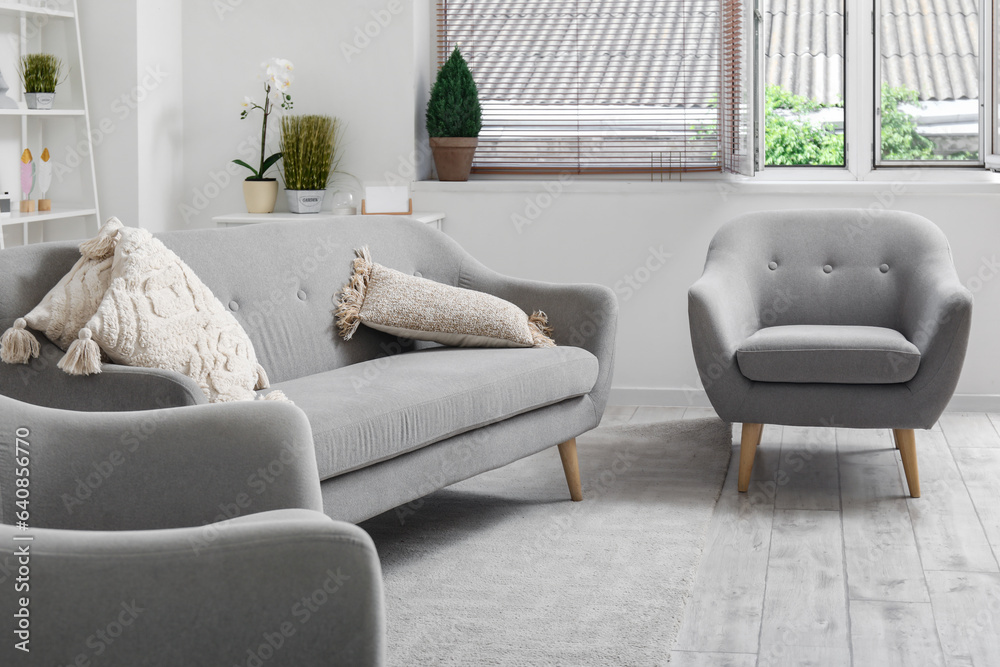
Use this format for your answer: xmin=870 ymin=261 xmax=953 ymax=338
xmin=878 ymin=84 xmax=936 ymax=160
xmin=426 ymin=47 xmax=483 ymax=137
xmin=764 ymin=85 xmax=844 ymax=166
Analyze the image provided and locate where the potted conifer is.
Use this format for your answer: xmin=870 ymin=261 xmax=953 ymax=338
xmin=426 ymin=47 xmax=482 ymax=181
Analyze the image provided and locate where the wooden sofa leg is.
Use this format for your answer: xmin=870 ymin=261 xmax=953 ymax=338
xmin=893 ymin=428 xmax=921 ymax=498
xmin=738 ymin=423 xmax=764 ymax=493
xmin=557 ymin=438 xmax=583 ymax=502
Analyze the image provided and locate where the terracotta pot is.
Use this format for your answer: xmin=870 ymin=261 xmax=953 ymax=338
xmin=429 ymin=137 xmax=478 ymax=181
xmin=243 ymin=179 xmax=278 ymax=214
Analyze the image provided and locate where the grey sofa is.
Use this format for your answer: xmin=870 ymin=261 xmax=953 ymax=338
xmin=0 ymin=217 xmax=618 ymax=522
xmin=0 ymin=394 xmax=384 ymax=665
xmin=689 ymin=209 xmax=972 ymax=497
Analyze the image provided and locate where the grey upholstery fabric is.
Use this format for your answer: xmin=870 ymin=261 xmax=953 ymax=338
xmin=0 ymin=217 xmax=618 ymax=522
xmin=0 ymin=514 xmax=384 ymax=666
xmin=320 ymin=394 xmax=600 ymax=523
xmin=271 ymin=345 xmax=599 ymax=479
xmin=737 ymin=324 xmax=920 ymax=384
xmin=689 ymin=209 xmax=972 ymax=429
xmin=0 ymin=394 xmax=384 ymax=666
xmin=0 ymin=394 xmax=321 ymax=530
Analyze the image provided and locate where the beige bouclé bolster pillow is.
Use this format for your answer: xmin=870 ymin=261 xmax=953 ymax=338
xmin=335 ymin=246 xmax=556 ymax=348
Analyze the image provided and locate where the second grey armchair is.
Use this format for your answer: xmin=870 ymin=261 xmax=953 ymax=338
xmin=0 ymin=395 xmax=385 ymax=665
xmin=689 ymin=209 xmax=973 ymax=498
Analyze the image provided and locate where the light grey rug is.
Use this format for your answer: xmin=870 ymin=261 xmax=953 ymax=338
xmin=361 ymin=417 xmax=733 ymax=666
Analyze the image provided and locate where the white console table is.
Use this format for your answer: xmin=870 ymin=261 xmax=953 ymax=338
xmin=212 ymin=211 xmax=446 ymax=231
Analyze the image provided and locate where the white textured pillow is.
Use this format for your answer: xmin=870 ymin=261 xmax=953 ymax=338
xmin=335 ymin=246 xmax=555 ymax=348
xmin=58 ymin=227 xmax=278 ymax=403
xmin=1 ymin=217 xmax=123 ymax=364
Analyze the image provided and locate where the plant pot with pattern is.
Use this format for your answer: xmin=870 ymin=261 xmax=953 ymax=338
xmin=280 ymin=114 xmax=341 ymax=214
xmin=426 ymin=47 xmax=482 ymax=182
xmin=19 ymin=54 xmax=64 ymax=110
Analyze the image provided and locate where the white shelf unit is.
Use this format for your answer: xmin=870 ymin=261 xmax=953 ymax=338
xmin=0 ymin=0 xmax=99 ymax=250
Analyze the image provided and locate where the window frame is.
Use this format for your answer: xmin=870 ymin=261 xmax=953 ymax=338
xmin=872 ymin=0 xmax=988 ymax=169
xmin=424 ymin=0 xmax=1000 ymax=182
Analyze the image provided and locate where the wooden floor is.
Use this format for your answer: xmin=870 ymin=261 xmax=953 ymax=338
xmin=601 ymin=406 xmax=1000 ymax=667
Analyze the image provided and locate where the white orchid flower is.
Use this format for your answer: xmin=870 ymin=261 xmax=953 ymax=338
xmin=241 ymin=96 xmax=253 ymax=108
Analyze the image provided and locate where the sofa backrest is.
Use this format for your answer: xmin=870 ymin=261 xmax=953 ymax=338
xmin=705 ymin=209 xmax=955 ymax=330
xmin=1 ymin=217 xmax=470 ymax=384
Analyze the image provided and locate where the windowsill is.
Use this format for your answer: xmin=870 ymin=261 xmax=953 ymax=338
xmin=413 ymin=172 xmax=1000 ymax=195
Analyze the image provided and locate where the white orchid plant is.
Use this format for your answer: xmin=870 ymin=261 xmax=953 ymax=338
xmin=234 ymin=57 xmax=294 ymax=181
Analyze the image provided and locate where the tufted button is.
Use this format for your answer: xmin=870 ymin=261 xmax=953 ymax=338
xmin=228 ymin=300 xmax=239 ymax=311
xmin=413 ymin=271 xmax=423 ymax=278
xmin=823 ymin=264 xmax=833 ymax=274
xmin=297 ymin=290 xmax=307 ymax=301
xmin=768 ymin=261 xmax=777 ymax=270
xmin=879 ymin=264 xmax=889 ymax=273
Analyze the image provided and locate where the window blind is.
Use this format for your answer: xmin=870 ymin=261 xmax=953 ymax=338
xmin=436 ymin=0 xmax=748 ymax=174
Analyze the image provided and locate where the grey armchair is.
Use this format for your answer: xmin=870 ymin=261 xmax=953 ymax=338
xmin=0 ymin=395 xmax=385 ymax=665
xmin=689 ymin=209 xmax=973 ymax=497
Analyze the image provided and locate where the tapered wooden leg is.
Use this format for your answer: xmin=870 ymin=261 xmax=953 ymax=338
xmin=893 ymin=428 xmax=921 ymax=498
xmin=557 ymin=438 xmax=583 ymax=501
xmin=738 ymin=423 xmax=764 ymax=493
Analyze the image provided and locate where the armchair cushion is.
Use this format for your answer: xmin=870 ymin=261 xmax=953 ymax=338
xmin=737 ymin=324 xmax=921 ymax=384
xmin=269 ymin=345 xmax=599 ymax=479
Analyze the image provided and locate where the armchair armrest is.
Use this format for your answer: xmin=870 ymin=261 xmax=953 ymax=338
xmin=899 ymin=250 xmax=973 ymax=395
xmin=0 ymin=396 xmax=321 ymax=531
xmin=688 ymin=260 xmax=759 ymax=419
xmin=0 ymin=510 xmax=384 ymax=666
xmin=0 ymin=340 xmax=205 ymax=411
xmin=458 ymin=255 xmax=619 ymax=417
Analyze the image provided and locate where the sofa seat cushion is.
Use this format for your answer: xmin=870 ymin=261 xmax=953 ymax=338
xmin=737 ymin=325 xmax=920 ymax=384
xmin=268 ymin=346 xmax=599 ymax=479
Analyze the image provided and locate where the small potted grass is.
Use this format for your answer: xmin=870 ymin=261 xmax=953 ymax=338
xmin=280 ymin=114 xmax=341 ymax=214
xmin=19 ymin=54 xmax=64 ymax=110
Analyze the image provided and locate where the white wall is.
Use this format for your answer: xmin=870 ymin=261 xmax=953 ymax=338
xmin=83 ymin=1 xmax=1000 ymax=404
xmin=415 ymin=182 xmax=1000 ymax=406
xmin=135 ymin=0 xmax=182 ymax=233
xmin=79 ymin=0 xmax=139 ymax=228
xmin=79 ymin=0 xmax=181 ymax=234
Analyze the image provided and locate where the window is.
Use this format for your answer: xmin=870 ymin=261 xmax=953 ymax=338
xmin=876 ymin=0 xmax=981 ymax=164
xmin=763 ymin=0 xmax=846 ymax=167
xmin=758 ymin=0 xmax=991 ymax=170
xmin=435 ymin=0 xmax=751 ymax=175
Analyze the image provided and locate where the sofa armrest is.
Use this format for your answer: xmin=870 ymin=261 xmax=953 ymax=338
xmin=688 ymin=261 xmax=759 ymax=419
xmin=0 ymin=340 xmax=206 ymax=411
xmin=458 ymin=255 xmax=619 ymax=418
xmin=0 ymin=510 xmax=384 ymax=666
xmin=0 ymin=396 xmax=321 ymax=531
xmin=899 ymin=251 xmax=974 ymax=395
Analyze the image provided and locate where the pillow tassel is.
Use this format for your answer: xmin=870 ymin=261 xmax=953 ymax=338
xmin=57 ymin=328 xmax=103 ymax=375
xmin=0 ymin=318 xmax=40 ymax=364
xmin=258 ymin=389 xmax=292 ymax=403
xmin=528 ymin=311 xmax=556 ymax=348
xmin=335 ymin=246 xmax=374 ymax=341
xmin=255 ymin=363 xmax=270 ymax=390
xmin=79 ymin=217 xmax=124 ymax=260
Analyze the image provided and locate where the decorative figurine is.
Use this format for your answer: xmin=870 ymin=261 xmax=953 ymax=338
xmin=20 ymin=148 xmax=35 ymax=213
xmin=37 ymin=148 xmax=51 ymax=211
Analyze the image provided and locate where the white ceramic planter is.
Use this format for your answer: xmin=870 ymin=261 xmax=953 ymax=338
xmin=286 ymin=189 xmax=326 ymax=214
xmin=25 ymin=92 xmax=55 ymax=110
